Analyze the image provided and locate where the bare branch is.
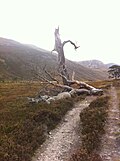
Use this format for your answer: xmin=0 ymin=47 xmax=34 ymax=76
xmin=51 ymin=48 xmax=56 ymax=54
xmin=72 ymin=71 xmax=75 ymax=81
xmin=30 ymin=68 xmax=45 ymax=81
xmin=44 ymin=69 xmax=59 ymax=83
xmin=58 ymin=72 xmax=74 ymax=85
xmin=62 ymin=40 xmax=80 ymax=49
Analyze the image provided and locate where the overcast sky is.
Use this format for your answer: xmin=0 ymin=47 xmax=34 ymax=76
xmin=0 ymin=0 xmax=120 ymax=64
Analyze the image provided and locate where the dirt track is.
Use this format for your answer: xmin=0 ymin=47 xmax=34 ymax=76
xmin=32 ymin=86 xmax=120 ymax=161
xmin=32 ymin=97 xmax=95 ymax=161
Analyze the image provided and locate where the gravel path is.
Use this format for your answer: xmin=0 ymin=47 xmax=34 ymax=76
xmin=100 ymin=86 xmax=120 ymax=161
xmin=32 ymin=97 xmax=95 ymax=161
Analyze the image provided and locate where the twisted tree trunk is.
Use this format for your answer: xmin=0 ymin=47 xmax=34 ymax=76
xmin=51 ymin=27 xmax=103 ymax=95
xmin=27 ymin=27 xmax=103 ymax=105
xmin=52 ymin=27 xmax=80 ymax=85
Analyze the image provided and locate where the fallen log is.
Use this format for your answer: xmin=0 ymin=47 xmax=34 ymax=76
xmin=27 ymin=87 xmax=103 ymax=104
xmin=58 ymin=73 xmax=103 ymax=94
xmin=70 ymin=89 xmax=90 ymax=96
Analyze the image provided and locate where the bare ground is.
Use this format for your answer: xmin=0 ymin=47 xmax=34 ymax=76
xmin=100 ymin=86 xmax=120 ymax=161
xmin=32 ymin=96 xmax=95 ymax=161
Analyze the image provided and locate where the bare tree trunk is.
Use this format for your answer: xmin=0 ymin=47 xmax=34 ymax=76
xmin=52 ymin=26 xmax=80 ymax=85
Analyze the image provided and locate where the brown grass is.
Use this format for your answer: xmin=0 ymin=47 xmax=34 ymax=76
xmin=69 ymin=148 xmax=102 ymax=161
xmin=0 ymin=81 xmax=80 ymax=161
xmin=70 ymin=95 xmax=110 ymax=161
xmin=113 ymin=79 xmax=120 ymax=147
xmin=87 ymin=79 xmax=113 ymax=89
xmin=81 ymin=96 xmax=109 ymax=152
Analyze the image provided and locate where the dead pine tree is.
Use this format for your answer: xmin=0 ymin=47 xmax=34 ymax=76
xmin=51 ymin=26 xmax=103 ymax=95
xmin=52 ymin=26 xmax=80 ymax=85
xmin=27 ymin=27 xmax=103 ymax=104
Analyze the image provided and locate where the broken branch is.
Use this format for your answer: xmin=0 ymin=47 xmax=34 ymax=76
xmin=62 ymin=40 xmax=80 ymax=49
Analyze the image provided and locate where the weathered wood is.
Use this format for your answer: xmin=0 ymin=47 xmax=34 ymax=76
xmin=62 ymin=40 xmax=80 ymax=49
xmin=27 ymin=27 xmax=104 ymax=104
xmin=44 ymin=69 xmax=59 ymax=83
xmin=71 ymin=71 xmax=75 ymax=81
xmin=70 ymin=89 xmax=90 ymax=96
xmin=52 ymin=27 xmax=80 ymax=85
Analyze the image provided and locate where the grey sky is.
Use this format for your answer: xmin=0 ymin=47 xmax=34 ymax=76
xmin=0 ymin=0 xmax=120 ymax=64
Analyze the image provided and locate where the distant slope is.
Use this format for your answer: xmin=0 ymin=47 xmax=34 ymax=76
xmin=78 ymin=59 xmax=117 ymax=69
xmin=0 ymin=37 xmax=107 ymax=81
xmin=78 ymin=60 xmax=107 ymax=69
xmin=78 ymin=59 xmax=118 ymax=79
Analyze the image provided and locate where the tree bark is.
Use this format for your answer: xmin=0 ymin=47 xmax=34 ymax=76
xmin=52 ymin=27 xmax=80 ymax=85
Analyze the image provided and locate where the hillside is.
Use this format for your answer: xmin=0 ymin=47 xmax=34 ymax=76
xmin=0 ymin=37 xmax=107 ymax=81
xmin=78 ymin=59 xmax=116 ymax=69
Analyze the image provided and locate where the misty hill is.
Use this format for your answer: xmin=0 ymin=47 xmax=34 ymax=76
xmin=0 ymin=37 xmax=107 ymax=81
xmin=105 ymin=63 xmax=117 ymax=68
xmin=78 ymin=60 xmax=116 ymax=69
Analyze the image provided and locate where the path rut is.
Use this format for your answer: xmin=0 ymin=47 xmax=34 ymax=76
xmin=100 ymin=86 xmax=120 ymax=161
xmin=32 ymin=97 xmax=95 ymax=161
